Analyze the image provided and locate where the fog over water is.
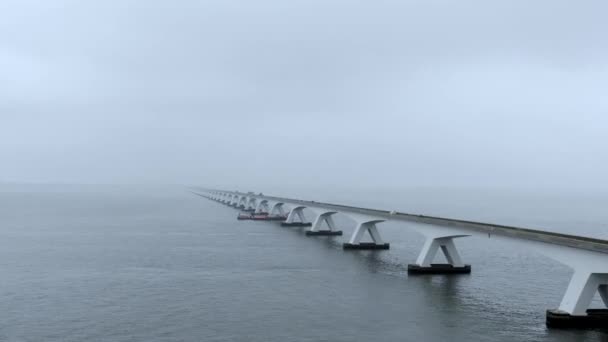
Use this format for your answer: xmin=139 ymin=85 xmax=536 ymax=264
xmin=1 ymin=0 xmax=608 ymax=192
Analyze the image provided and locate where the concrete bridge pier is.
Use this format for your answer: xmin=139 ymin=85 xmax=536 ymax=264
xmin=228 ymin=195 xmax=238 ymax=207
xmin=547 ymin=272 xmax=608 ymax=328
xmin=281 ymin=206 xmax=312 ymax=227
xmin=306 ymin=211 xmax=342 ymax=236
xmin=242 ymin=198 xmax=256 ymax=212
xmin=235 ymin=195 xmax=245 ymax=208
xmin=265 ymin=202 xmax=287 ymax=221
xmin=343 ymin=219 xmax=389 ymax=250
xmin=237 ymin=196 xmax=247 ymax=209
xmin=408 ymin=235 xmax=471 ymax=274
xmin=269 ymin=202 xmax=286 ymax=216
xmin=255 ymin=200 xmax=270 ymax=214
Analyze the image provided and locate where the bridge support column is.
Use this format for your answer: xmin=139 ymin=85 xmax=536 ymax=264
xmin=306 ymin=212 xmax=342 ymax=236
xmin=547 ymin=272 xmax=608 ymax=328
xmin=343 ymin=220 xmax=389 ymax=250
xmin=408 ymin=235 xmax=471 ymax=274
xmin=236 ymin=197 xmax=246 ymax=209
xmin=281 ymin=206 xmax=311 ymax=227
xmin=243 ymin=198 xmax=256 ymax=212
xmin=255 ymin=200 xmax=269 ymax=215
xmin=269 ymin=203 xmax=284 ymax=216
xmin=267 ymin=203 xmax=287 ymax=221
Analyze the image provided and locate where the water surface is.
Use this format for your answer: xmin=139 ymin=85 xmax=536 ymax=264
xmin=1 ymin=184 xmax=606 ymax=341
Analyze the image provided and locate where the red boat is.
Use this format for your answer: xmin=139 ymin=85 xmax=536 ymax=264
xmin=237 ymin=213 xmax=253 ymax=220
xmin=251 ymin=214 xmax=271 ymax=221
xmin=237 ymin=213 xmax=287 ymax=221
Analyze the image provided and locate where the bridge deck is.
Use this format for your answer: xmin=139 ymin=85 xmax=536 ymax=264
xmin=206 ymin=190 xmax=608 ymax=255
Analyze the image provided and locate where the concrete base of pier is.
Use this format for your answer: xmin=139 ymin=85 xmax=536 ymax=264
xmin=266 ymin=216 xmax=287 ymax=221
xmin=343 ymin=242 xmax=390 ymax=250
xmin=280 ymin=222 xmax=312 ymax=227
xmin=546 ymin=309 xmax=608 ymax=329
xmin=407 ymin=263 xmax=471 ymax=274
xmin=305 ymin=230 xmax=343 ymax=236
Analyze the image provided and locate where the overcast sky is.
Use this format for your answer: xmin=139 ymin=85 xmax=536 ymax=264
xmin=1 ymin=0 xmax=607 ymax=191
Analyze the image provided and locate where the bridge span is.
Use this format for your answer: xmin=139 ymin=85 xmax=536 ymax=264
xmin=194 ymin=188 xmax=608 ymax=329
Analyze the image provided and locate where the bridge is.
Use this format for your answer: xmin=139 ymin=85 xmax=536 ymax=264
xmin=193 ymin=188 xmax=608 ymax=329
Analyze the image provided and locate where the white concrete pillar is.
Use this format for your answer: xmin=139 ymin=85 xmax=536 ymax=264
xmin=247 ymin=198 xmax=257 ymax=210
xmin=255 ymin=200 xmax=269 ymax=213
xmin=414 ymin=235 xmax=468 ymax=267
xmin=310 ymin=212 xmax=338 ymax=232
xmin=558 ymin=272 xmax=608 ymax=315
xmin=269 ymin=203 xmax=286 ymax=216
xmin=286 ymin=206 xmax=307 ymax=223
xmin=600 ymin=284 xmax=608 ymax=307
xmin=347 ymin=220 xmax=385 ymax=244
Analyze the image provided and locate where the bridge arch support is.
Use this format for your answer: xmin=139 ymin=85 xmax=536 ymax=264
xmin=229 ymin=194 xmax=238 ymax=206
xmin=542 ymin=246 xmax=608 ymax=327
xmin=557 ymin=272 xmax=608 ymax=316
xmin=237 ymin=196 xmax=248 ymax=209
xmin=269 ymin=202 xmax=286 ymax=216
xmin=281 ymin=205 xmax=312 ymax=227
xmin=255 ymin=199 xmax=270 ymax=214
xmin=343 ymin=219 xmax=389 ymax=250
xmin=408 ymin=234 xmax=471 ymax=274
xmin=546 ymin=271 xmax=608 ymax=328
xmin=305 ymin=211 xmax=343 ymax=236
xmin=245 ymin=197 xmax=257 ymax=211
